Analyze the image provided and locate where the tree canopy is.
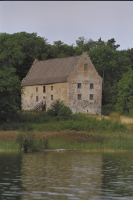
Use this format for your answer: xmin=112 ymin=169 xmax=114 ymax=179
xmin=111 ymin=70 xmax=133 ymax=114
xmin=0 ymin=66 xmax=21 ymax=113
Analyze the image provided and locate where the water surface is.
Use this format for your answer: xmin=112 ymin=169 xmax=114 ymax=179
xmin=0 ymin=151 xmax=133 ymax=199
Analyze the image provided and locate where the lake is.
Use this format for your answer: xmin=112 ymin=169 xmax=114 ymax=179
xmin=0 ymin=151 xmax=133 ymax=199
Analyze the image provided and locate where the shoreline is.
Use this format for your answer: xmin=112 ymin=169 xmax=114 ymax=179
xmin=1 ymin=148 xmax=133 ymax=153
xmin=1 ymin=130 xmax=133 ymax=152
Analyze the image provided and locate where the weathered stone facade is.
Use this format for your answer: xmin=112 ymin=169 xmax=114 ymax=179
xmin=68 ymin=52 xmax=102 ymax=114
xmin=21 ymin=52 xmax=102 ymax=114
xmin=21 ymin=82 xmax=69 ymax=111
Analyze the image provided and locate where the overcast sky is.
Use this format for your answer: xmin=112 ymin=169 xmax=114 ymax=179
xmin=0 ymin=1 xmax=133 ymax=50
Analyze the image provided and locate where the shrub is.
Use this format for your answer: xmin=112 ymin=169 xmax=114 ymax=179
xmin=58 ymin=106 xmax=72 ymax=120
xmin=47 ymin=99 xmax=65 ymax=116
xmin=16 ymin=132 xmax=37 ymax=151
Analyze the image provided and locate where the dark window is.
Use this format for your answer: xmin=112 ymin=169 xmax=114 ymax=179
xmin=90 ymin=83 xmax=94 ymax=89
xmin=36 ymin=87 xmax=38 ymax=92
xmin=78 ymin=94 xmax=82 ymax=100
xmin=36 ymin=96 xmax=38 ymax=102
xmin=43 ymin=86 xmax=45 ymax=93
xmin=51 ymin=86 xmax=53 ymax=91
xmin=77 ymin=83 xmax=81 ymax=89
xmin=51 ymin=95 xmax=53 ymax=100
xmin=84 ymin=64 xmax=87 ymax=70
xmin=90 ymin=94 xmax=94 ymax=100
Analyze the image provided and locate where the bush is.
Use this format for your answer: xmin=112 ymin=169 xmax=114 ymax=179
xmin=47 ymin=99 xmax=65 ymax=116
xmin=16 ymin=132 xmax=37 ymax=151
xmin=58 ymin=106 xmax=72 ymax=120
xmin=47 ymin=99 xmax=73 ymax=120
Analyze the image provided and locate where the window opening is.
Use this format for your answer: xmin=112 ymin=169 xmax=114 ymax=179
xmin=90 ymin=94 xmax=94 ymax=100
xmin=36 ymin=87 xmax=38 ymax=92
xmin=78 ymin=94 xmax=82 ymax=100
xmin=36 ymin=96 xmax=38 ymax=102
xmin=90 ymin=83 xmax=94 ymax=89
xmin=51 ymin=95 xmax=53 ymax=100
xmin=43 ymin=86 xmax=45 ymax=93
xmin=84 ymin=64 xmax=87 ymax=70
xmin=51 ymin=86 xmax=53 ymax=91
xmin=77 ymin=83 xmax=81 ymax=89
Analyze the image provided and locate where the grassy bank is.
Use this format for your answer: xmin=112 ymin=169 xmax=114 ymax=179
xmin=1 ymin=111 xmax=133 ymax=152
xmin=0 ymin=111 xmax=129 ymax=132
xmin=1 ymin=130 xmax=133 ymax=152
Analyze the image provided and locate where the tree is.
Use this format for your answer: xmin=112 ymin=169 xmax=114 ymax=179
xmin=88 ymin=44 xmax=131 ymax=104
xmin=0 ymin=66 xmax=21 ymax=113
xmin=111 ymin=70 xmax=133 ymax=114
xmin=125 ymin=48 xmax=133 ymax=69
xmin=0 ymin=32 xmax=49 ymax=80
xmin=107 ymin=38 xmax=120 ymax=49
xmin=47 ymin=40 xmax=77 ymax=59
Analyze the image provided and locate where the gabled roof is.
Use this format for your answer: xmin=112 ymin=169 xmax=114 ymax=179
xmin=22 ymin=55 xmax=82 ymax=86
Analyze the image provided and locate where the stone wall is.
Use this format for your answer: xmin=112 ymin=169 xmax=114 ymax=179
xmin=68 ymin=52 xmax=102 ymax=115
xmin=21 ymin=82 xmax=69 ymax=111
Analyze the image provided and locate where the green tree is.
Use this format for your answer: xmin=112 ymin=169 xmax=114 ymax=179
xmin=125 ymin=48 xmax=133 ymax=69
xmin=0 ymin=66 xmax=21 ymax=113
xmin=88 ymin=43 xmax=131 ymax=104
xmin=107 ymin=38 xmax=120 ymax=49
xmin=47 ymin=99 xmax=65 ymax=116
xmin=111 ymin=70 xmax=133 ymax=114
xmin=0 ymin=32 xmax=49 ymax=80
xmin=47 ymin=40 xmax=77 ymax=59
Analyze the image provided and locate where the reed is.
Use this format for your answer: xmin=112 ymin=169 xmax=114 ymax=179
xmin=1 ymin=130 xmax=133 ymax=151
xmin=44 ymin=131 xmax=133 ymax=151
xmin=0 ymin=141 xmax=20 ymax=151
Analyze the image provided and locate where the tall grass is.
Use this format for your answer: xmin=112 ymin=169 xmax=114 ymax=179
xmin=0 ymin=141 xmax=20 ymax=151
xmin=46 ymin=131 xmax=133 ymax=151
xmin=0 ymin=130 xmax=133 ymax=151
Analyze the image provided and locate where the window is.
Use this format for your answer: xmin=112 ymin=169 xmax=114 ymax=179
xmin=51 ymin=86 xmax=53 ymax=91
xmin=43 ymin=86 xmax=45 ymax=93
xmin=90 ymin=83 xmax=94 ymax=89
xmin=84 ymin=64 xmax=87 ymax=70
xmin=36 ymin=87 xmax=38 ymax=92
xmin=78 ymin=94 xmax=82 ymax=100
xmin=51 ymin=95 xmax=53 ymax=100
xmin=77 ymin=83 xmax=81 ymax=89
xmin=36 ymin=96 xmax=38 ymax=102
xmin=89 ymin=94 xmax=94 ymax=100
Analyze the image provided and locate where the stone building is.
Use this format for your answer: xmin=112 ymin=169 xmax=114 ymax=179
xmin=21 ymin=52 xmax=102 ymax=114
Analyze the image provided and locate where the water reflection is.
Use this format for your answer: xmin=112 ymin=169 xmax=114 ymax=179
xmin=0 ymin=152 xmax=22 ymax=200
xmin=1 ymin=151 xmax=133 ymax=199
xmin=101 ymin=153 xmax=133 ymax=200
xmin=21 ymin=152 xmax=102 ymax=199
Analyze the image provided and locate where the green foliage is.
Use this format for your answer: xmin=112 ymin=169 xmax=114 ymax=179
xmin=59 ymin=114 xmax=126 ymax=133
xmin=112 ymin=69 xmax=133 ymax=114
xmin=16 ymin=132 xmax=37 ymax=151
xmin=0 ymin=141 xmax=19 ymax=151
xmin=58 ymin=106 xmax=72 ymax=120
xmin=47 ymin=99 xmax=65 ymax=116
xmin=0 ymin=66 xmax=21 ymax=113
xmin=0 ymin=32 xmax=49 ymax=80
xmin=47 ymin=100 xmax=73 ymax=121
xmin=40 ymin=137 xmax=48 ymax=149
xmin=89 ymin=43 xmax=131 ymax=104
